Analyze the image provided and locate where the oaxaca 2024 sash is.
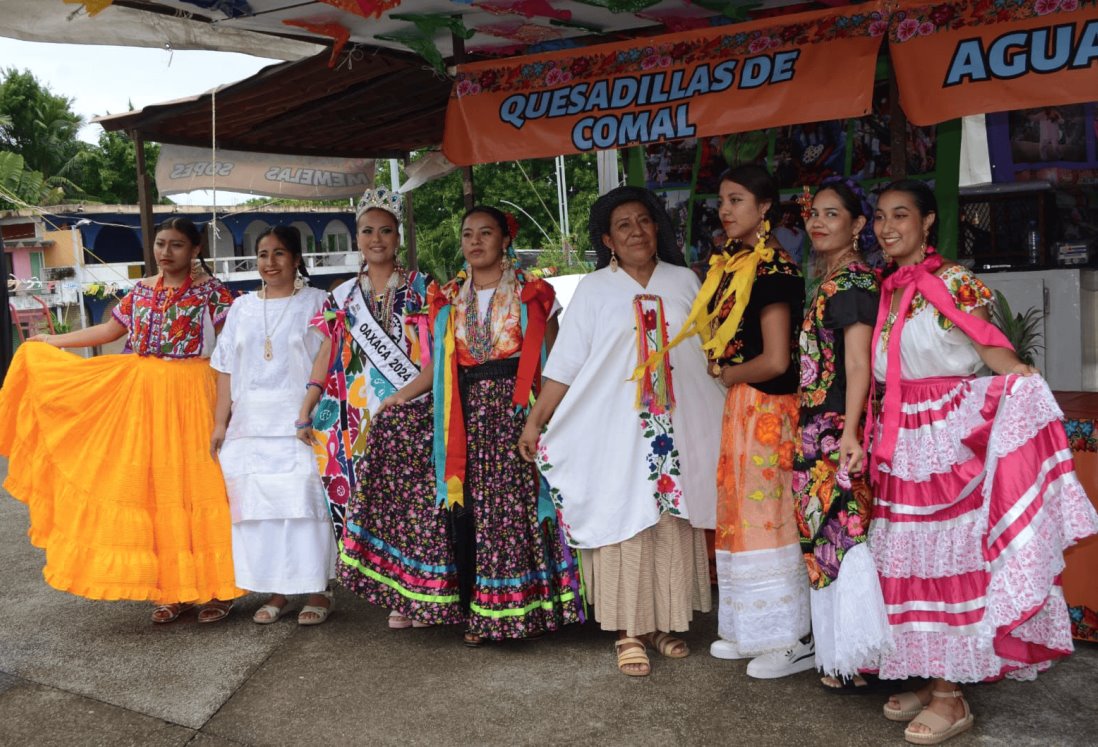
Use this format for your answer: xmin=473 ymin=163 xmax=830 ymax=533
xmin=344 ymin=283 xmax=421 ymax=392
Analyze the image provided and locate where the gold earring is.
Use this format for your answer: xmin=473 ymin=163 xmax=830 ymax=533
xmin=609 ymin=252 xmax=620 ymax=272
xmin=756 ymin=224 xmax=768 ymax=242
xmin=852 ymin=234 xmax=859 ymax=253
xmin=500 ymin=256 xmax=512 ymax=271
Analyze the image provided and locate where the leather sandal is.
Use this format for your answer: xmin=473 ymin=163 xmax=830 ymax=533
xmin=197 ymin=599 xmax=234 ymax=624
xmin=463 ymin=630 xmax=484 ymax=647
xmin=884 ymin=691 xmax=927 ymax=722
xmin=903 ymin=689 xmax=973 ymax=745
xmin=150 ymin=602 xmax=194 ymax=624
xmin=648 ymin=631 xmax=690 ymax=659
xmin=297 ymin=591 xmax=334 ymax=626
xmin=615 ymin=636 xmax=651 ymax=677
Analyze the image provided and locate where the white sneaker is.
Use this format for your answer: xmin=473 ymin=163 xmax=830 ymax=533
xmin=745 ymin=637 xmax=815 ymax=679
xmin=709 ymin=638 xmax=749 ymax=660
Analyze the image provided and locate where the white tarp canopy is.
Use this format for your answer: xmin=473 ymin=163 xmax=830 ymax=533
xmin=0 ymin=0 xmax=322 ymax=60
xmin=156 ymin=144 xmax=375 ymax=198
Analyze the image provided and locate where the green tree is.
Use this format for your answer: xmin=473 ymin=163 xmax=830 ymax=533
xmin=77 ymin=128 xmax=160 ymax=204
xmin=385 ymin=151 xmax=604 ymax=280
xmin=0 ymin=68 xmax=84 ymax=182
xmin=0 ymin=151 xmax=66 ymax=208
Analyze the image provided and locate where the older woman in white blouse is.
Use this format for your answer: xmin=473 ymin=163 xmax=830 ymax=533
xmin=519 ymin=186 xmax=724 ymax=677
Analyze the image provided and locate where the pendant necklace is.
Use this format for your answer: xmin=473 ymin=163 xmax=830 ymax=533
xmin=262 ymin=286 xmax=298 ymax=361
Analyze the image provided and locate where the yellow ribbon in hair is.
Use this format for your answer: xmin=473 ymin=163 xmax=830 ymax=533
xmin=631 ymin=221 xmax=773 ymax=381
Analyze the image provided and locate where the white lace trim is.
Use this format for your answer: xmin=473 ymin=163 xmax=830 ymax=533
xmin=810 ymin=544 xmax=893 ymax=677
xmin=716 ymin=545 xmax=810 ymax=656
xmin=886 ymin=379 xmax=987 ymax=482
xmin=870 ymin=518 xmax=986 ymax=578
xmin=878 ymin=630 xmax=1051 ymax=682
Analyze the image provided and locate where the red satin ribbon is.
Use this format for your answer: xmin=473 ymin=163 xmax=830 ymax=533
xmin=513 ymin=279 xmax=554 ymax=408
xmin=867 ymin=253 xmax=1014 ymax=471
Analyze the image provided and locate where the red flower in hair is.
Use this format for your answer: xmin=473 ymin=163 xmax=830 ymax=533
xmin=504 ymin=212 xmax=520 ymax=240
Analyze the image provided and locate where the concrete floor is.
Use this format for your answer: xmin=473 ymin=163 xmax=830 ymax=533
xmin=0 ymin=458 xmax=1095 ymax=746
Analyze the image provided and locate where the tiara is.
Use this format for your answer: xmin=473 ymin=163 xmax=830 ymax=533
xmin=356 ymin=186 xmax=404 ymax=220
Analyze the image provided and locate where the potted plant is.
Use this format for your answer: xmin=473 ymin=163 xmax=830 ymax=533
xmin=991 ymin=290 xmax=1043 ymax=366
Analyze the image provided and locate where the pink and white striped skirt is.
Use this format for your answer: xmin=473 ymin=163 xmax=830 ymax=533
xmin=869 ymin=374 xmax=1098 ymax=682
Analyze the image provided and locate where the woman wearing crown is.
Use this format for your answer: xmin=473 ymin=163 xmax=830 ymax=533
xmin=378 ymin=205 xmax=583 ymax=646
xmin=296 ymin=187 xmax=463 ymax=629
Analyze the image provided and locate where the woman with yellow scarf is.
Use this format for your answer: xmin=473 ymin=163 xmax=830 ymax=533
xmin=679 ymin=165 xmax=810 ymax=675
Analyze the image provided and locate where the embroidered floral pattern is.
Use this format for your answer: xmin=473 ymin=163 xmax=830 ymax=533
xmin=712 ymin=246 xmax=800 ymax=363
xmin=455 ymin=11 xmax=884 ymax=95
xmin=881 ymin=265 xmax=993 ymax=344
xmin=795 ymin=263 xmax=877 ymax=590
xmin=889 ymin=0 xmax=1094 ymax=45
xmin=799 ymin=265 xmax=877 ymax=410
xmin=640 ymin=409 xmax=684 ymax=515
xmin=309 ymin=272 xmax=430 ymax=539
xmin=112 ymin=277 xmax=232 ymax=359
xmin=1064 ymin=418 xmax=1097 ymax=452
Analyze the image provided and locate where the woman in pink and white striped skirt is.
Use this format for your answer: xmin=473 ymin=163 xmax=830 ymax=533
xmin=867 ymin=179 xmax=1098 ymax=746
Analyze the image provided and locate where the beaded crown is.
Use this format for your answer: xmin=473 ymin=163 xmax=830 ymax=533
xmin=355 ymin=186 xmax=404 ymax=221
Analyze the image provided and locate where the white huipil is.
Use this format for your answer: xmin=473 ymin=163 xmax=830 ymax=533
xmin=537 ymin=263 xmax=725 ymax=549
xmin=211 ymin=287 xmax=337 ymax=594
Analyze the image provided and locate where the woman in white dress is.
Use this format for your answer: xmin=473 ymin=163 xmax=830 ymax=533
xmin=210 ymin=226 xmax=337 ymax=625
xmin=519 ymin=186 xmax=725 ymax=676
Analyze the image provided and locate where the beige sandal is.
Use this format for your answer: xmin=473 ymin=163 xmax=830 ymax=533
xmin=297 ymin=591 xmax=334 ymax=626
xmin=648 ymin=631 xmax=690 ymax=659
xmin=904 ymin=689 xmax=973 ymax=745
xmin=615 ymin=637 xmax=651 ymax=677
xmin=884 ymin=691 xmax=927 ymax=722
xmin=252 ymin=597 xmax=291 ymax=625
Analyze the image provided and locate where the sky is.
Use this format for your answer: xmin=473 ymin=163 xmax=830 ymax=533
xmin=0 ymin=37 xmax=279 ymax=204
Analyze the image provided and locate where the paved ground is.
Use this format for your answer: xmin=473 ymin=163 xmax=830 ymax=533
xmin=1 ymin=457 xmax=1096 ymax=746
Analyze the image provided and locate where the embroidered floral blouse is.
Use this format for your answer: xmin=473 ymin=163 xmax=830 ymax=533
xmin=112 ymin=276 xmax=233 ymax=359
xmin=710 ymin=246 xmax=805 ymax=395
xmin=799 ymin=263 xmax=879 ymax=413
xmin=873 ymin=265 xmax=994 ymax=382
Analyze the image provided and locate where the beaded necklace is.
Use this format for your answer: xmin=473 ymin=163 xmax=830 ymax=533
xmin=362 ymin=269 xmax=403 ymax=336
xmin=464 ymin=285 xmax=498 ymax=364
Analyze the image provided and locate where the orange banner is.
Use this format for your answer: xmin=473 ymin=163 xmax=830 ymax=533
xmin=442 ymin=4 xmax=886 ymax=166
xmin=890 ymin=0 xmax=1098 ymax=126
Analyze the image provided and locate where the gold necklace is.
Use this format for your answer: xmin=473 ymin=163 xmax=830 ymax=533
xmin=262 ymin=285 xmax=298 ymax=361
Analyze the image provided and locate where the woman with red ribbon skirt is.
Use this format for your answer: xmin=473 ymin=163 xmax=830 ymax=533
xmin=867 ymin=179 xmax=1098 ymax=745
xmin=298 ymin=187 xmax=462 ymax=630
xmin=380 ymin=206 xmax=583 ymax=646
xmin=0 ymin=218 xmax=242 ymax=624
xmin=518 ymin=187 xmax=723 ymax=677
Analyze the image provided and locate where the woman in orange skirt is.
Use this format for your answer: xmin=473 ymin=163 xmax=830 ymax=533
xmin=0 ymin=217 xmax=243 ymax=623
xmin=695 ymin=165 xmax=810 ymax=676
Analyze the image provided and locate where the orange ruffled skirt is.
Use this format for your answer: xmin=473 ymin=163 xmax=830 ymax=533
xmin=0 ymin=343 xmax=242 ymax=604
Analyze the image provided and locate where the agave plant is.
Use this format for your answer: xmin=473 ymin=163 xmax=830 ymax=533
xmin=991 ymin=289 xmax=1044 ymax=366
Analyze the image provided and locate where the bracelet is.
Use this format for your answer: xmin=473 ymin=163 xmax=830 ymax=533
xmin=294 ymin=419 xmax=312 ymax=429
xmin=306 ymin=380 xmax=324 ymax=391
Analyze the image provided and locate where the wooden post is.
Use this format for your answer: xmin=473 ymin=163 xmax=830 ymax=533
xmin=452 ymin=30 xmax=476 ymax=210
xmin=132 ymin=130 xmax=156 ymax=275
